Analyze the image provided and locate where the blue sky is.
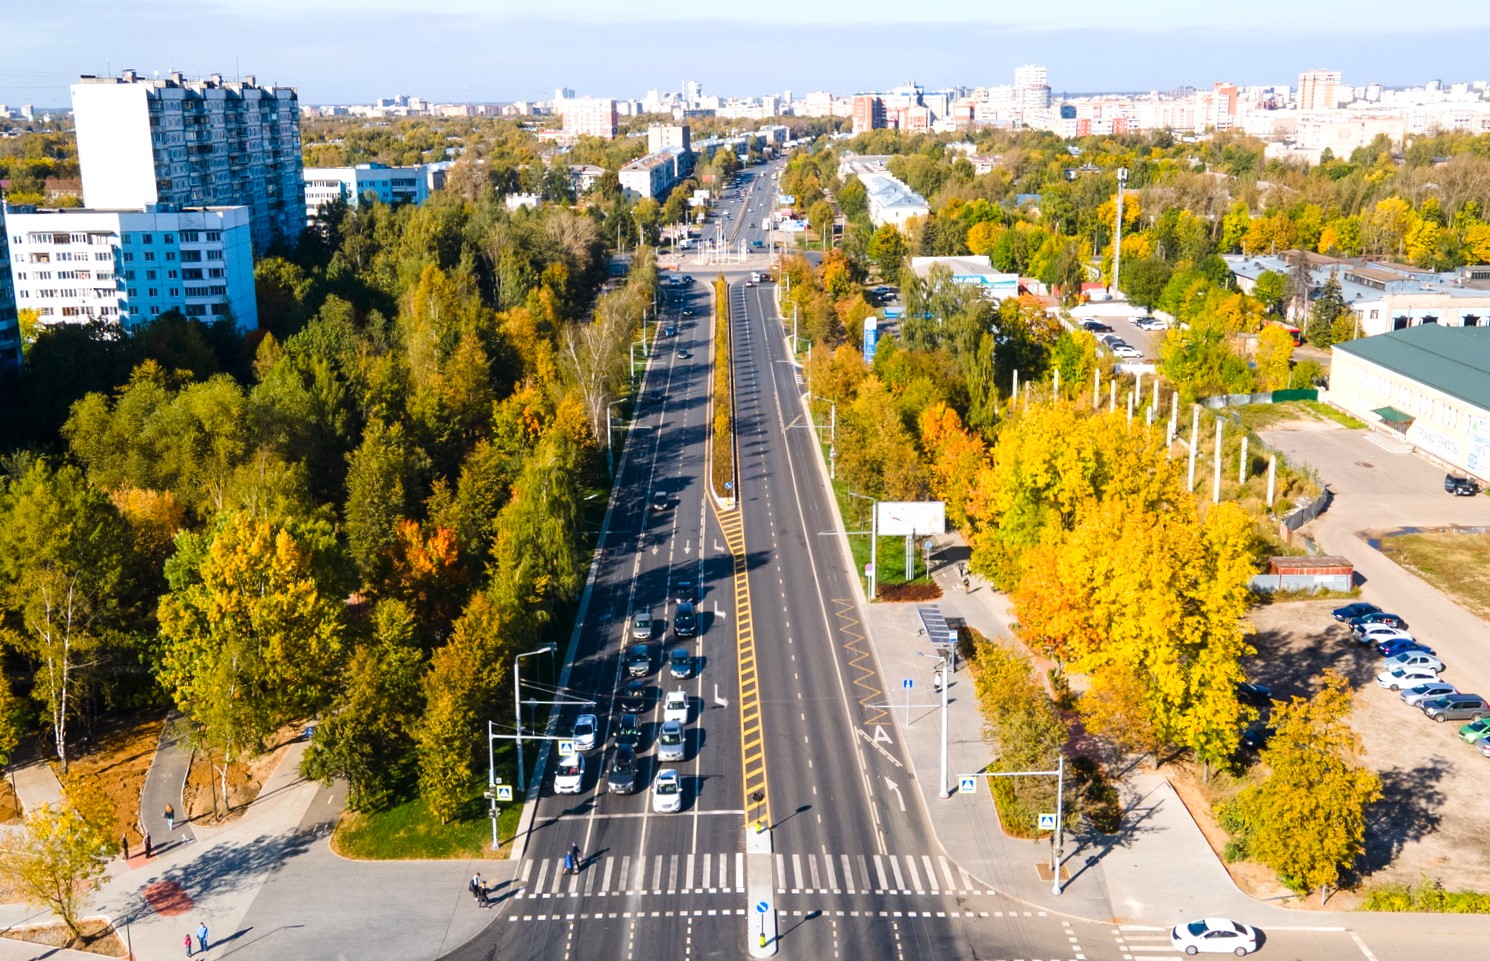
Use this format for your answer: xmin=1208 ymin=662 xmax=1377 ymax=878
xmin=4 ymin=1 xmax=1490 ymax=108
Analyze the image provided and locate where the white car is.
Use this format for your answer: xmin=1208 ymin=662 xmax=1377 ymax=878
xmin=652 ymin=768 xmax=682 ymax=813
xmin=1381 ymin=651 xmax=1444 ymax=674
xmin=657 ymin=719 xmax=686 ymax=762
xmin=1170 ymin=917 xmax=1259 ymax=956
xmin=571 ymin=714 xmax=598 ymax=752
xmin=1377 ymin=667 xmax=1441 ymax=691
xmin=1354 ymin=623 xmax=1411 ymax=643
xmin=663 ymin=690 xmax=690 ymax=724
xmin=1401 ymin=681 xmax=1457 ymax=706
xmin=553 ymin=754 xmax=585 ymax=794
xmin=1113 ymin=344 xmax=1143 ymax=359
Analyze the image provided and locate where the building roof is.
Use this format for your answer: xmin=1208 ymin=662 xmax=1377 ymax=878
xmin=1334 ymin=325 xmax=1490 ymax=412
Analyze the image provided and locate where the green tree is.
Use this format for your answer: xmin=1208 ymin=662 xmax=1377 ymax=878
xmin=344 ymin=420 xmax=427 ymax=588
xmin=1306 ymin=275 xmax=1349 ymax=348
xmin=1254 ymin=324 xmax=1296 ymax=391
xmin=0 ymin=792 xmax=115 ymax=944
xmin=1223 ymin=670 xmax=1382 ymax=904
xmin=866 ymin=224 xmax=907 ymax=280
xmin=1119 ymin=257 xmax=1172 ymax=309
xmin=1251 ymin=270 xmax=1288 ymax=316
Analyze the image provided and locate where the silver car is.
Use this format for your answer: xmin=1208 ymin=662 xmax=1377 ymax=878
xmin=1401 ymin=681 xmax=1457 ymax=706
xmin=657 ymin=719 xmax=686 ymax=762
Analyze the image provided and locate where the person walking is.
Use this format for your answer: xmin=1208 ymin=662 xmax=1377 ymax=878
xmin=184 ymin=932 xmax=193 ymax=957
xmin=195 ymin=922 xmax=208 ymax=953
xmin=165 ymin=804 xmax=176 ymax=832
xmin=568 ymin=842 xmax=581 ymax=871
xmin=144 ymin=832 xmax=154 ymax=859
xmin=469 ymin=872 xmax=483 ymax=904
xmin=121 ymin=833 xmax=130 ymax=861
xmin=563 ymin=852 xmax=575 ymax=876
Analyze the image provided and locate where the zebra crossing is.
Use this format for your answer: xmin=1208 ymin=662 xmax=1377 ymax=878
xmin=1115 ymin=924 xmax=1182 ymax=959
xmin=513 ymin=851 xmax=996 ymax=899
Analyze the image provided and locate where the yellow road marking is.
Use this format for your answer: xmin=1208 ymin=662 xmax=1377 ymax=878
xmin=712 ymin=506 xmax=771 ymax=829
xmin=833 ymin=598 xmax=888 ymax=725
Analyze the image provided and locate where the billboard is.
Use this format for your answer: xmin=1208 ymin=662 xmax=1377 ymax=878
xmin=863 ymin=317 xmax=879 ymax=365
xmin=876 ymin=501 xmax=946 ymax=536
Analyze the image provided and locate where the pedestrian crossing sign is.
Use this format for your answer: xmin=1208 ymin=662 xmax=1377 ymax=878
xmin=559 ymin=740 xmax=576 ymax=756
xmin=496 ymin=785 xmax=513 ymax=802
xmin=958 ymin=777 xmax=976 ymax=795
xmin=1038 ymin=813 xmax=1057 ymax=830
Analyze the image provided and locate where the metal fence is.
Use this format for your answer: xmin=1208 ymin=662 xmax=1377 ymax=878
xmin=1250 ymin=571 xmax=1352 ymax=593
xmin=1201 ymin=388 xmax=1319 ymax=409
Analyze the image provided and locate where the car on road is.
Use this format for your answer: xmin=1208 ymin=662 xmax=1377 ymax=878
xmin=1445 ymin=473 xmax=1480 ymax=496
xmin=676 ymin=349 xmax=689 ymax=359
xmin=1350 ymin=611 xmax=1408 ymax=631
xmin=1381 ymin=651 xmax=1444 ymax=674
xmin=1332 ymin=602 xmax=1380 ymax=622
xmin=673 ymin=601 xmax=698 ymax=638
xmin=620 ymin=678 xmax=651 ymax=713
xmin=614 ymin=713 xmax=642 ymax=750
xmin=1378 ymin=667 xmax=1442 ymax=691
xmin=682 ymin=308 xmax=694 ymax=316
xmin=631 ymin=611 xmax=653 ymax=640
xmin=1112 ymin=343 xmax=1143 ymax=359
xmin=676 ymin=579 xmax=696 ymax=603
xmin=669 ymin=645 xmax=692 ymax=679
xmin=1170 ymin=918 xmax=1259 ymax=956
xmin=664 ymin=689 xmax=690 ymax=724
xmin=664 ymin=324 xmax=676 ymax=336
xmin=607 ymin=745 xmax=638 ymax=794
xmin=651 ymin=387 xmax=664 ymax=402
xmin=657 ymin=719 xmax=686 ymax=761
xmin=626 ymin=644 xmax=651 ymax=677
xmin=554 ymin=754 xmax=584 ymax=794
xmin=571 ymin=713 xmax=598 ymax=752
xmin=1421 ymin=694 xmax=1490 ymax=722
xmin=651 ymin=491 xmax=668 ymax=511
xmin=1401 ymin=681 xmax=1457 ymax=706
xmin=1458 ymin=718 xmax=1490 ymax=743
xmin=1376 ymin=637 xmax=1435 ymax=659
xmin=652 ymin=768 xmax=682 ymax=813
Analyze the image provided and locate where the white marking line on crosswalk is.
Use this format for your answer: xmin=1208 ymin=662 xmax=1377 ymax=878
xmin=686 ymin=853 xmax=695 ymax=891
xmin=793 ymin=853 xmax=804 ymax=890
xmin=736 ymin=853 xmax=745 ymax=892
xmin=602 ymin=857 xmax=615 ymax=894
xmin=873 ymin=854 xmax=888 ymax=889
xmin=822 ymin=852 xmax=837 ymax=890
xmin=921 ymin=855 xmax=938 ymax=893
xmin=842 ymin=854 xmax=856 ymax=894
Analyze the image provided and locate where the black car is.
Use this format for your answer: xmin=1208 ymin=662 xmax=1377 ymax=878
xmin=1331 ymin=602 xmax=1380 ymax=622
xmin=1349 ymin=612 xmax=1408 ymax=631
xmin=626 ymin=644 xmax=651 ymax=677
xmin=675 ymin=579 xmax=696 ymax=603
xmin=673 ymin=602 xmax=697 ymax=638
xmin=1080 ymin=320 xmax=1113 ymax=333
xmin=1445 ymin=473 xmax=1480 ymax=496
xmin=614 ymin=713 xmax=642 ymax=750
xmin=1237 ymin=682 xmax=1273 ymax=707
xmin=620 ymin=679 xmax=651 ymax=713
xmin=607 ymin=745 xmax=638 ymax=794
xmin=1240 ymin=722 xmax=1276 ymax=752
xmin=651 ymin=491 xmax=668 ymax=511
xmin=669 ymin=645 xmax=692 ymax=679
xmin=664 ymin=324 xmax=676 ymax=337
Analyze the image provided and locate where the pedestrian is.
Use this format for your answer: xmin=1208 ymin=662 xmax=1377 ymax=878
xmin=477 ymin=877 xmax=489 ymax=907
xmin=563 ymin=852 xmax=575 ymax=876
xmin=184 ymin=932 xmax=193 ymax=957
xmin=962 ymin=576 xmax=970 ymax=593
xmin=121 ymin=832 xmax=130 ymax=861
xmin=144 ymin=832 xmax=154 ymax=859
xmin=165 ymin=803 xmax=176 ymax=831
xmin=469 ymin=872 xmax=483 ymax=904
xmin=196 ymin=921 xmax=208 ymax=953
xmin=933 ymin=671 xmax=944 ymax=694
xmin=569 ymin=842 xmax=581 ymax=869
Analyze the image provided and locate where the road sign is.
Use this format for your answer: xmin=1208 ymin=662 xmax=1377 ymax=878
xmin=725 ymin=481 xmax=734 ymax=491
xmin=959 ymin=777 xmax=976 ymax=795
xmin=755 ymin=900 xmax=769 ymax=914
xmin=496 ymin=785 xmax=513 ymax=802
xmin=865 ymin=563 xmax=875 ymax=576
xmin=902 ymin=678 xmax=914 ymax=689
xmin=558 ymin=739 xmax=576 ymax=756
xmin=1038 ymin=813 xmax=1057 ymax=830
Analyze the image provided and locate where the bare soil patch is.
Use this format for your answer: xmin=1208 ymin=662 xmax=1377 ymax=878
xmin=182 ymin=721 xmax=303 ymax=825
xmin=52 ymin=711 xmax=163 ymax=847
xmin=0 ymin=917 xmax=126 ymax=957
xmin=878 ymin=580 xmax=943 ymax=603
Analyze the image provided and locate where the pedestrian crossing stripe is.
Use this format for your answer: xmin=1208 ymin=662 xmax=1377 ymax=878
xmin=507 ymin=909 xmax=1014 ymax=923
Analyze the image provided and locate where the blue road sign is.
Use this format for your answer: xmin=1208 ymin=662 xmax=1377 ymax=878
xmin=902 ymin=678 xmax=913 ymax=689
xmin=756 ymin=901 xmax=769 ymax=914
xmin=959 ymin=777 xmax=976 ymax=795
xmin=1038 ymin=813 xmax=1057 ymax=830
xmin=496 ymin=785 xmax=513 ymax=802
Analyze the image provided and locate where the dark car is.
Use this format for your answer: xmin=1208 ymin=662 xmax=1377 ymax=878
xmin=673 ymin=602 xmax=697 ymax=638
xmin=1240 ymin=722 xmax=1275 ymax=752
xmin=1421 ymin=694 xmax=1490 ymax=722
xmin=607 ymin=745 xmax=638 ymax=794
xmin=676 ymin=579 xmax=696 ymax=603
xmin=1080 ymin=320 xmax=1113 ymax=333
xmin=625 ymin=644 xmax=651 ymax=677
xmin=1377 ymin=638 xmax=1435 ymax=659
xmin=1445 ymin=473 xmax=1480 ymax=496
xmin=664 ymin=324 xmax=676 ymax=336
xmin=669 ymin=645 xmax=692 ymax=679
xmin=614 ymin=713 xmax=642 ymax=750
xmin=651 ymin=491 xmax=668 ymax=511
xmin=620 ymin=679 xmax=651 ymax=713
xmin=1331 ymin=602 xmax=1381 ymax=622
xmin=1236 ymin=682 xmax=1272 ymax=707
xmin=1349 ymin=612 xmax=1407 ymax=631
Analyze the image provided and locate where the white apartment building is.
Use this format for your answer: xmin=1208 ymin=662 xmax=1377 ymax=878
xmin=0 ymin=206 xmax=18 ymax=370
xmin=303 ymin=163 xmax=434 ymax=223
xmin=619 ymin=149 xmax=685 ymax=201
xmin=1297 ymin=70 xmax=1342 ymax=112
xmin=561 ymin=97 xmax=618 ymax=140
xmin=647 ymin=124 xmax=691 ymax=155
xmin=71 ymin=71 xmax=304 ymax=254
xmin=5 ymin=204 xmax=258 ymax=333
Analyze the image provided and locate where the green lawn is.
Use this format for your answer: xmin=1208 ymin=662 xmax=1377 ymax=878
xmin=1379 ymin=529 xmax=1490 ymax=621
xmin=334 ymin=772 xmax=525 ymax=861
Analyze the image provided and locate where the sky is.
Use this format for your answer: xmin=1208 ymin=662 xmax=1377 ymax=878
xmin=6 ymin=1 xmax=1490 ymax=108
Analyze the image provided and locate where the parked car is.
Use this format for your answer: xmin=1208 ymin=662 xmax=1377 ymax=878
xmin=614 ymin=713 xmax=642 ymax=750
xmin=626 ymin=644 xmax=651 ymax=677
xmin=652 ymin=768 xmax=682 ymax=813
xmin=1113 ymin=343 xmax=1143 ymax=359
xmin=571 ymin=713 xmax=598 ymax=752
xmin=1354 ymin=625 xmax=1413 ymax=646
xmin=607 ymin=745 xmax=638 ymax=794
xmin=1080 ymin=320 xmax=1113 ymax=333
xmin=663 ymin=689 xmax=690 ymax=724
xmin=1236 ymin=682 xmax=1272 ymax=707
xmin=1458 ymin=718 xmax=1490 ymax=744
xmin=1239 ymin=722 xmax=1275 ymax=752
xmin=1381 ymin=651 xmax=1444 ymax=674
xmin=1473 ymin=736 xmax=1490 ymax=759
xmin=1401 ymin=681 xmax=1457 ymax=706
xmin=1378 ymin=667 xmax=1442 ymax=691
xmin=1421 ymin=694 xmax=1490 ymax=722
xmin=631 ymin=611 xmax=653 ymax=640
xmin=657 ymin=719 xmax=686 ymax=762
xmin=1169 ymin=917 xmax=1259 ymax=956
xmin=1331 ymin=602 xmax=1381 ymax=622
xmin=1350 ymin=612 xmax=1408 ymax=631
xmin=1445 ymin=473 xmax=1480 ymax=496
xmin=1376 ymin=638 xmax=1435 ymax=659
xmin=553 ymin=754 xmax=585 ymax=794
xmin=669 ymin=645 xmax=692 ymax=679
xmin=673 ymin=601 xmax=698 ymax=638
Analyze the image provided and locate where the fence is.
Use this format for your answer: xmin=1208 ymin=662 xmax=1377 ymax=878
xmin=1250 ymin=571 xmax=1351 ymax=593
xmin=1201 ymin=388 xmax=1318 ymax=409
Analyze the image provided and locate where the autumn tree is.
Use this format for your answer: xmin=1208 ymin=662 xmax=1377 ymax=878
xmin=1254 ymin=324 xmax=1296 ymax=391
xmin=0 ymin=787 xmax=115 ymax=944
xmin=1223 ymin=670 xmax=1382 ymax=904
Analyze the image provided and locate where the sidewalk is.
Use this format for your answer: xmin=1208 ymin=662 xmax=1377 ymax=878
xmin=9 ymin=758 xmax=65 ymax=814
xmin=136 ymin=713 xmax=197 ymax=855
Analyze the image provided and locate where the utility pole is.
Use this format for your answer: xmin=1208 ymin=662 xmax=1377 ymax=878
xmin=1112 ymin=167 xmax=1128 ymax=295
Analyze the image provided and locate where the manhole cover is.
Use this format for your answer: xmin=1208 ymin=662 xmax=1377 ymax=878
xmin=1355 ymin=461 xmax=1374 ymax=469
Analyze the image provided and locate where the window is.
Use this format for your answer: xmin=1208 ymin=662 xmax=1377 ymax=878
xmin=183 ymin=268 xmax=203 ymax=280
xmin=207 ymin=268 xmax=224 ymax=279
xmin=206 ymin=250 xmax=223 ymax=261
xmin=141 ymin=234 xmax=153 ymax=244
xmin=179 ymin=231 xmax=201 ymax=242
xmin=145 ymin=252 xmax=156 ymax=262
xmin=168 ymin=270 xmax=178 ymax=279
xmin=123 ymin=252 xmax=134 ymax=263
xmin=147 ymin=270 xmax=157 ymax=280
xmin=164 ymin=235 xmax=175 ymax=244
xmin=166 ymin=252 xmax=176 ymax=261
xmin=180 ymin=250 xmax=202 ymax=263
xmin=148 ymin=289 xmax=158 ymax=297
xmin=206 ymin=231 xmax=222 ymax=242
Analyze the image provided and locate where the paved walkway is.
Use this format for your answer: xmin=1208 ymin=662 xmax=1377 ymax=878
xmin=9 ymin=758 xmax=65 ymax=815
xmin=137 ymin=712 xmax=197 ymax=856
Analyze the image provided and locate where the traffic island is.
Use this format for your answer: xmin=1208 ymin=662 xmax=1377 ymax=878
xmin=744 ymin=823 xmax=777 ymax=957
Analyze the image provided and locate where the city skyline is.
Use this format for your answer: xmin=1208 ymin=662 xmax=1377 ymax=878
xmin=5 ymin=1 xmax=1490 ymax=108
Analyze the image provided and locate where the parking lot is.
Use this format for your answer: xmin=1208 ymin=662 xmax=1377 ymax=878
xmin=1248 ymin=598 xmax=1490 ymax=894
xmin=1068 ymin=302 xmax=1168 ymax=362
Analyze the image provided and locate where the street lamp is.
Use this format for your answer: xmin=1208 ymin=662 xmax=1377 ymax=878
xmin=915 ymin=649 xmax=951 ymax=798
xmin=513 ymin=644 xmax=556 ymax=796
xmin=606 ymin=399 xmax=626 ymax=477
xmin=846 ymin=490 xmax=877 ymax=601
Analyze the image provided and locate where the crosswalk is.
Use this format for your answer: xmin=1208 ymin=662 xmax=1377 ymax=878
xmin=1115 ymin=924 xmax=1182 ymax=959
xmin=514 ymin=852 xmax=996 ymax=899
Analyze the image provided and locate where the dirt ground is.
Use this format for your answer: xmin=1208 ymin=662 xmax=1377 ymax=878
xmin=0 ymin=917 xmax=126 ymax=957
xmin=182 ymin=721 xmax=303 ymax=824
xmin=50 ymin=712 xmax=164 ymax=849
xmin=1190 ymin=598 xmax=1490 ymax=900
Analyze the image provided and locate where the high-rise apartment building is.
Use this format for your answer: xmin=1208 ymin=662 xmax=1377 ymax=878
xmin=0 ymin=206 xmax=18 ymax=370
xmin=561 ymin=97 xmax=618 ymax=140
xmin=648 ymin=124 xmax=692 ymax=155
xmin=1014 ymin=64 xmax=1052 ymax=113
xmin=5 ymin=204 xmax=258 ymax=333
xmin=71 ymin=71 xmax=304 ymax=255
xmin=852 ymin=95 xmax=886 ymax=134
xmin=1297 ymin=70 xmax=1342 ymax=112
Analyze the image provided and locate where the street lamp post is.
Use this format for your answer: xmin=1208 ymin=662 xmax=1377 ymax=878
xmin=606 ymin=399 xmax=626 ymax=477
xmin=514 ymin=644 xmax=556 ymax=795
xmin=1112 ymin=167 xmax=1128 ymax=294
xmin=916 ymin=650 xmax=951 ymax=798
xmin=846 ymin=491 xmax=877 ymax=600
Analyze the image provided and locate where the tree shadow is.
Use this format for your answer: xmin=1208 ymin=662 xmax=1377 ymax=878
xmin=149 ymin=831 xmax=317 ymax=907
xmin=1357 ymin=760 xmax=1446 ymax=877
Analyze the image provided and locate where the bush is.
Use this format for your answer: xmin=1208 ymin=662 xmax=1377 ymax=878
xmin=1362 ymin=875 xmax=1490 ymax=913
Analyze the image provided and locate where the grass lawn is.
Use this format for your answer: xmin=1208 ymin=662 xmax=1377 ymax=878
xmin=1379 ymin=529 xmax=1490 ymax=621
xmin=334 ymin=774 xmax=525 ymax=861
